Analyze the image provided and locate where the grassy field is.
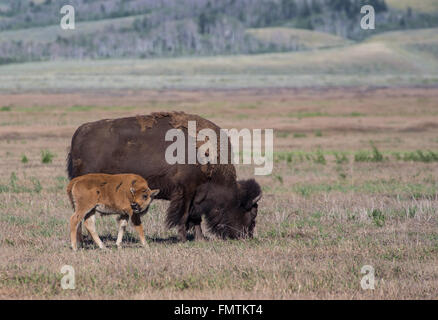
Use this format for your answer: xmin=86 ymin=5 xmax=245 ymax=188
xmin=0 ymin=86 xmax=437 ymax=299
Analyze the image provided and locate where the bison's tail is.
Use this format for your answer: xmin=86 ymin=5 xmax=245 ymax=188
xmin=67 ymin=150 xmax=74 ymax=180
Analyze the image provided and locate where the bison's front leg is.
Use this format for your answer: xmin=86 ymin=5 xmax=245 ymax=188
xmin=186 ymin=216 xmax=206 ymax=241
xmin=177 ymin=199 xmax=193 ymax=242
xmin=166 ymin=189 xmax=192 ymax=242
xmin=194 ymin=224 xmax=206 ymax=241
xmin=131 ymin=213 xmax=148 ymax=248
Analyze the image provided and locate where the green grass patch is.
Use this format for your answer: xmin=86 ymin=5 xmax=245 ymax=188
xmin=293 ymin=133 xmax=307 ymax=138
xmin=67 ymin=105 xmax=94 ymax=112
xmin=354 ymin=144 xmax=384 ymax=162
xmin=393 ymin=150 xmax=438 ymax=162
xmin=287 ymin=111 xmax=329 ymax=119
xmin=41 ymin=150 xmax=55 ymax=164
xmin=0 ymin=172 xmax=43 ymax=194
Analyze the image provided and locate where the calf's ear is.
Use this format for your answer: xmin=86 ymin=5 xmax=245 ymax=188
xmin=150 ymin=189 xmax=160 ymax=197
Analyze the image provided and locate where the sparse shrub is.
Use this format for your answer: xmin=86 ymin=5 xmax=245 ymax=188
xmin=371 ymin=144 xmax=384 ymax=162
xmin=402 ymin=150 xmax=438 ymax=162
xmin=313 ymin=149 xmax=326 ymax=165
xmin=354 ymin=150 xmax=370 ymax=162
xmin=315 ymin=130 xmax=323 ymax=137
xmin=0 ymin=106 xmax=11 ymax=111
xmin=276 ymin=131 xmax=290 ymax=138
xmin=41 ymin=150 xmax=55 ymax=164
xmin=293 ymin=133 xmax=306 ymax=138
xmin=274 ymin=174 xmax=284 ymax=184
xmin=21 ymin=155 xmax=28 ymax=164
xmin=369 ymin=209 xmax=385 ymax=227
xmin=354 ymin=144 xmax=384 ymax=162
xmin=30 ymin=177 xmax=42 ymax=194
xmin=407 ymin=206 xmax=417 ymax=218
xmin=334 ymin=152 xmax=349 ymax=164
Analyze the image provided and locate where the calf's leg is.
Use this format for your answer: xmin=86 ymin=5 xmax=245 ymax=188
xmin=70 ymin=206 xmax=94 ymax=251
xmin=116 ymin=216 xmax=128 ymax=249
xmin=83 ymin=213 xmax=106 ymax=250
xmin=131 ymin=213 xmax=147 ymax=248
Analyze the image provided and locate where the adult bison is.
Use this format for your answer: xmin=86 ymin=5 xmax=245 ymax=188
xmin=67 ymin=111 xmax=262 ymax=241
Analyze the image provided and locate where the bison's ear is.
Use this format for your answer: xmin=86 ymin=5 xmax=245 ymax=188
xmin=150 ymin=189 xmax=160 ymax=197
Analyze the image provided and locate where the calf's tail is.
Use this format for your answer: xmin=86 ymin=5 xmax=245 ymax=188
xmin=66 ymin=181 xmax=76 ymax=211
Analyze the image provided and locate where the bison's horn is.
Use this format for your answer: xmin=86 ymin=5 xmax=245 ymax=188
xmin=252 ymin=194 xmax=262 ymax=205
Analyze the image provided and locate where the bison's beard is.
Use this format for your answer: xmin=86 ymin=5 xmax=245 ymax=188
xmin=203 ymin=211 xmax=255 ymax=239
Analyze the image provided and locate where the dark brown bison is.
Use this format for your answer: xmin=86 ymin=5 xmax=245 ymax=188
xmin=67 ymin=111 xmax=262 ymax=241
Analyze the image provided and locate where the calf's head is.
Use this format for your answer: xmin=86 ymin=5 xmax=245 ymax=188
xmin=192 ymin=179 xmax=262 ymax=239
xmin=130 ymin=179 xmax=160 ymax=213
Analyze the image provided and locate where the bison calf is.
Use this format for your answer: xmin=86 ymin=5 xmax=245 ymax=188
xmin=67 ymin=173 xmax=159 ymax=251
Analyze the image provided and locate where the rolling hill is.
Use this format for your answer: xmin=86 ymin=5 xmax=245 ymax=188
xmin=1 ymin=27 xmax=437 ymax=91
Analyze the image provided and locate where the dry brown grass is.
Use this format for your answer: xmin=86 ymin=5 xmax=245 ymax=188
xmin=0 ymin=87 xmax=437 ymax=299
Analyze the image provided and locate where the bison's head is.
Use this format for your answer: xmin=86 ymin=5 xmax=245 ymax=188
xmin=191 ymin=179 xmax=262 ymax=239
xmin=130 ymin=179 xmax=160 ymax=214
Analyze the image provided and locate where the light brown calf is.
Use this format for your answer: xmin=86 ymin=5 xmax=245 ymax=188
xmin=67 ymin=173 xmax=159 ymax=251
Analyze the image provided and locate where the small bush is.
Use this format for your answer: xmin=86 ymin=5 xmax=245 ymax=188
xmin=276 ymin=131 xmax=290 ymax=138
xmin=354 ymin=144 xmax=384 ymax=162
xmin=313 ymin=149 xmax=326 ymax=165
xmin=0 ymin=106 xmax=11 ymax=111
xmin=315 ymin=130 xmax=323 ymax=137
xmin=369 ymin=209 xmax=385 ymax=227
xmin=273 ymin=174 xmax=284 ymax=184
xmin=41 ymin=150 xmax=55 ymax=164
xmin=293 ymin=133 xmax=307 ymax=138
xmin=402 ymin=150 xmax=438 ymax=162
xmin=334 ymin=152 xmax=349 ymax=164
xmin=21 ymin=155 xmax=28 ymax=164
xmin=30 ymin=177 xmax=42 ymax=194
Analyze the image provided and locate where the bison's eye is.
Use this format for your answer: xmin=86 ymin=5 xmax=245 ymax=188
xmin=143 ymin=195 xmax=149 ymax=200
